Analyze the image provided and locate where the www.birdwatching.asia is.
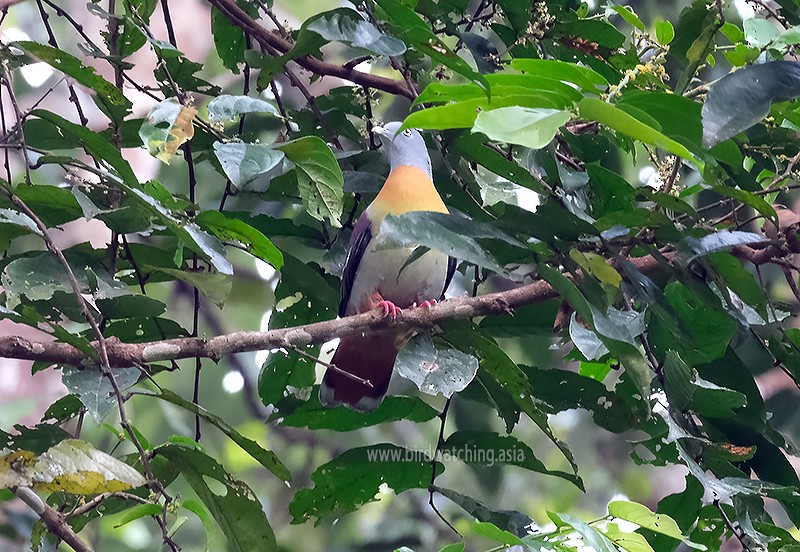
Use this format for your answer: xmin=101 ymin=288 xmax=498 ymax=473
xmin=366 ymin=445 xmax=526 ymax=467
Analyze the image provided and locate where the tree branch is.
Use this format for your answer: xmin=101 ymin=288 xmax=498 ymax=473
xmin=15 ymin=487 xmax=94 ymax=552
xmin=0 ymin=252 xmax=677 ymax=367
xmin=206 ymin=0 xmax=417 ymax=99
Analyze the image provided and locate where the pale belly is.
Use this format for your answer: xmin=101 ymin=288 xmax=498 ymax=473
xmin=345 ymin=242 xmax=449 ymax=315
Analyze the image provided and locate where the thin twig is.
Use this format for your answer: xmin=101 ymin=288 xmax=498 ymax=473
xmin=428 ymin=398 xmax=460 ymax=535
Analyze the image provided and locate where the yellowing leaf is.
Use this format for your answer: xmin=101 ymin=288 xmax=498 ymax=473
xmin=140 ymin=98 xmax=197 ymax=164
xmin=570 ymin=250 xmax=622 ymax=288
xmin=0 ymin=450 xmax=36 ymax=488
xmin=0 ymin=439 xmax=146 ymax=494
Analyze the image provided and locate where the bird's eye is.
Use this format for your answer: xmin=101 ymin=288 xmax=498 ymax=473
xmin=402 ymin=128 xmax=413 ymax=137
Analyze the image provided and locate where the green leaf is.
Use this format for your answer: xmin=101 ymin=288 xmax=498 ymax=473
xmin=472 ymin=107 xmax=571 ymax=150
xmin=509 ymin=58 xmax=609 ymax=91
xmin=258 ymin=256 xmax=337 ymax=405
xmin=16 ymin=42 xmax=131 ymax=123
xmin=196 ymin=210 xmax=284 ymax=269
xmin=663 ymin=351 xmax=747 ymax=417
xmin=211 ymin=5 xmax=249 ymax=73
xmin=277 ymin=136 xmax=344 ymax=227
xmin=124 ymin=186 xmax=234 ymax=275
xmin=655 ymin=20 xmax=676 ymax=45
xmin=649 ymin=282 xmax=736 ymax=365
xmin=611 ymin=5 xmax=645 ymax=31
xmin=182 ymin=498 xmax=216 ymax=547
xmin=272 ymin=393 xmax=438 ymax=431
xmin=772 ymin=24 xmax=800 ymax=50
xmin=471 ymin=520 xmax=526 ymax=545
xmin=404 ymin=93 xmax=568 ymax=130
xmin=608 ymin=500 xmax=686 ymax=541
xmin=577 ymin=98 xmax=701 ymax=169
xmin=548 ymin=512 xmax=618 ymax=552
xmin=158 ymin=443 xmax=277 ymax=552
xmin=289 ymin=444 xmax=441 ymax=524
xmin=569 ymin=250 xmax=622 ymax=288
xmin=379 ymin=211 xmax=519 ymax=275
xmin=151 ymin=390 xmax=290 ymax=482
xmin=305 ymin=8 xmax=406 ymax=56
xmin=61 ymin=366 xmax=140 ymax=423
xmin=394 ymin=334 xmax=479 ymax=398
xmin=434 ymin=486 xmax=533 ymax=537
xmin=522 ymin=365 xmax=636 ymax=433
xmin=444 ymin=327 xmax=582 ymax=488
xmin=682 ymin=230 xmax=766 ymax=261
xmin=112 ymin=503 xmax=163 ymax=528
xmin=94 ymin=277 xmax=167 ymax=321
xmin=375 ymin=0 xmax=488 ymax=91
xmin=415 ymin=74 xmax=583 ymax=106
xmin=479 ymin=299 xmax=559 ymax=337
xmin=702 ymin=61 xmax=800 ymax=147
xmin=744 ymin=17 xmax=781 ymax=48
xmin=150 ymin=268 xmax=233 ymax=308
xmin=710 ymin=185 xmax=778 ymax=225
xmin=206 ymin=95 xmax=280 ymax=122
xmin=455 ymin=133 xmax=550 ymax=195
xmin=212 ymin=142 xmax=285 ymax=189
xmin=443 ymin=431 xmax=577 ymax=481
xmin=31 ymin=110 xmax=139 ymax=187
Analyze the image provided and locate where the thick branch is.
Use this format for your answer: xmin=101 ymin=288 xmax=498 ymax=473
xmin=207 ymin=0 xmax=417 ymax=99
xmin=15 ymin=487 xmax=93 ymax=552
xmin=0 ymin=253 xmax=674 ymax=367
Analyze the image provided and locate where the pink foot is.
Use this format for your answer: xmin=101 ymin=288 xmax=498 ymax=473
xmin=377 ymin=300 xmax=402 ymax=318
xmin=418 ymin=300 xmax=437 ymax=309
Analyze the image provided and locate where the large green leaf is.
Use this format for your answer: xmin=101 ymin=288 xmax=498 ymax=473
xmin=271 ymin=393 xmax=438 ymax=431
xmin=31 ymin=110 xmax=139 ymax=187
xmin=702 ymin=61 xmax=800 ymax=147
xmin=277 ymin=136 xmax=344 ymax=227
xmin=472 ymin=107 xmax=571 ymax=150
xmin=375 ymin=0 xmax=488 ymax=91
xmin=379 ymin=211 xmax=521 ymax=275
xmin=509 ymin=58 xmax=609 ymax=91
xmin=443 ymin=431 xmax=578 ymax=482
xmin=394 ymin=334 xmax=479 ymax=398
xmin=578 ymin=98 xmax=701 ymax=169
xmin=305 ymin=8 xmax=406 ymax=56
xmin=16 ymin=42 xmax=131 ymax=124
xmin=151 ymin=390 xmax=290 ymax=482
xmin=212 ymin=142 xmax=285 ymax=189
xmin=158 ymin=443 xmax=277 ymax=552
xmin=289 ymin=444 xmax=442 ymax=524
xmin=433 ymin=486 xmax=533 ymax=536
xmin=196 ymin=210 xmax=284 ymax=269
xmin=649 ymin=282 xmax=736 ymax=365
xmin=206 ymin=95 xmax=280 ymax=122
xmin=444 ymin=327 xmax=582 ymax=489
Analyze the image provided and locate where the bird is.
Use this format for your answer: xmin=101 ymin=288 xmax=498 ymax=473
xmin=318 ymin=122 xmax=456 ymax=412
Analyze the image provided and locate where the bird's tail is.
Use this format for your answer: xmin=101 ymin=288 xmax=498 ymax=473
xmin=319 ymin=333 xmax=401 ymax=412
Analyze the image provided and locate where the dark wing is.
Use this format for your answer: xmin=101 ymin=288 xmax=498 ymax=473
xmin=339 ymin=212 xmax=373 ymax=317
xmin=440 ymin=256 xmax=457 ymax=300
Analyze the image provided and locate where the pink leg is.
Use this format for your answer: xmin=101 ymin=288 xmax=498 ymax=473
xmin=377 ymin=300 xmax=402 ymax=318
xmin=418 ymin=299 xmax=437 ymax=309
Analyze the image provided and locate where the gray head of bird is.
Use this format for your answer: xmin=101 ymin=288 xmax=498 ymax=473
xmin=372 ymin=122 xmax=432 ymax=178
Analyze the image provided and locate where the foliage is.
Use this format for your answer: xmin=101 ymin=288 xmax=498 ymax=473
xmin=0 ymin=0 xmax=799 ymax=551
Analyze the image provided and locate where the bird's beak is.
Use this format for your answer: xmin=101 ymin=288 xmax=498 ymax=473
xmin=372 ymin=125 xmax=387 ymax=137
